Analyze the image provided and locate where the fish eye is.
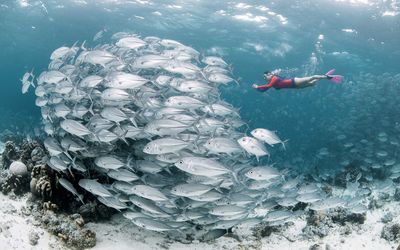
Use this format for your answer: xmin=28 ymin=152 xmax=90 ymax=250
xmin=179 ymin=160 xmax=183 ymax=164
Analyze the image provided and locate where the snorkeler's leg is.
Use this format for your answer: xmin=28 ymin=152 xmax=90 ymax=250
xmin=311 ymin=75 xmax=329 ymax=80
xmin=294 ymin=75 xmax=329 ymax=88
xmin=293 ymin=77 xmax=315 ymax=88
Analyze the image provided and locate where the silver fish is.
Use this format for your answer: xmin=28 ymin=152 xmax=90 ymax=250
xmin=59 ymin=178 xmax=84 ymax=203
xmin=143 ymin=138 xmax=190 ymax=155
xmin=175 ymin=157 xmax=230 ymax=177
xmin=78 ymin=179 xmax=113 ymax=197
xmin=131 ymin=184 xmax=169 ymax=202
xmin=60 ymin=119 xmax=92 ymax=138
xmin=237 ymin=136 xmax=269 ymax=160
xmin=94 ymin=156 xmax=125 ymax=170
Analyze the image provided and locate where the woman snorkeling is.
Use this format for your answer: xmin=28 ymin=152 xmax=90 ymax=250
xmin=252 ymin=69 xmax=343 ymax=91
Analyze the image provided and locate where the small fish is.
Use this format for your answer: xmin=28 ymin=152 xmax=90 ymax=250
xmin=204 ymin=137 xmax=242 ymax=155
xmin=237 ymin=136 xmax=269 ymax=160
xmin=105 ymin=72 xmax=148 ymax=89
xmin=131 ymin=185 xmax=169 ymax=202
xmin=59 ymin=178 xmax=84 ymax=203
xmin=78 ymin=179 xmax=113 ymax=197
xmin=94 ymin=156 xmax=125 ymax=170
xmin=143 ymin=138 xmax=190 ymax=155
xmin=116 ymin=36 xmax=146 ymax=49
xmin=60 ymin=119 xmax=92 ymax=138
xmin=245 ymin=166 xmax=281 ymax=181
xmin=251 ymin=128 xmax=287 ymax=149
xmin=174 ymin=157 xmax=230 ymax=177
xmin=131 ymin=217 xmax=174 ymax=232
xmin=98 ymin=196 xmax=128 ymax=210
xmin=170 ymin=183 xmax=213 ymax=197
xmin=107 ymin=169 xmax=139 ymax=182
xmin=44 ymin=137 xmax=64 ymax=156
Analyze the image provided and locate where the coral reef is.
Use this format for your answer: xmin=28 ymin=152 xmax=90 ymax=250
xmin=78 ymin=201 xmax=113 ymax=222
xmin=9 ymin=161 xmax=28 ymax=176
xmin=303 ymin=208 xmax=366 ymax=239
xmin=0 ymin=139 xmax=45 ymax=195
xmin=1 ymin=141 xmax=19 ymax=168
xmin=0 ymin=136 xmax=101 ymax=248
xmin=27 ymin=200 xmax=96 ymax=249
xmin=381 ymin=223 xmax=400 ymax=241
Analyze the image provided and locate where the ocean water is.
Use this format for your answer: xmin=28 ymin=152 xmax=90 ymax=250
xmin=2 ymin=1 xmax=399 ymax=166
xmin=0 ymin=0 xmax=400 ymax=209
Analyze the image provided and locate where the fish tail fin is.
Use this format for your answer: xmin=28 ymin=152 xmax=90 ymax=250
xmin=235 ymin=77 xmax=241 ymax=86
xmin=281 ymin=139 xmax=290 ymax=150
xmin=120 ymin=135 xmax=129 ymax=146
xmin=88 ymin=97 xmax=95 ymax=116
xmin=80 ymin=40 xmax=87 ymax=51
xmin=72 ymin=40 xmax=79 ymax=48
xmin=129 ymin=117 xmax=138 ymax=127
xmin=164 ymin=167 xmax=172 ymax=175
xmin=228 ymin=64 xmax=234 ymax=73
xmin=214 ymin=180 xmax=225 ymax=193
xmin=78 ymin=194 xmax=85 ymax=204
xmin=200 ymin=70 xmax=208 ymax=81
xmin=230 ymin=172 xmax=244 ymax=186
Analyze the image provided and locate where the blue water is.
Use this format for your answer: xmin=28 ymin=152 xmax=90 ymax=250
xmin=1 ymin=0 xmax=399 ymax=171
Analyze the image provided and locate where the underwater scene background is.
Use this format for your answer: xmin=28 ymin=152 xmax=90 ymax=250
xmin=1 ymin=0 xmax=399 ymax=174
xmin=1 ymin=1 xmax=400 ymax=248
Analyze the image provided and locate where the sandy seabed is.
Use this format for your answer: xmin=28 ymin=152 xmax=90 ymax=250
xmin=0 ymin=193 xmax=398 ymax=250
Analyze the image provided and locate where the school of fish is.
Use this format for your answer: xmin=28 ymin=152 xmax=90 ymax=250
xmin=22 ymin=32 xmax=366 ymax=239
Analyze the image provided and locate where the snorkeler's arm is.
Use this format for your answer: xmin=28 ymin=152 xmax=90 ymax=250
xmin=254 ymin=76 xmax=278 ymax=91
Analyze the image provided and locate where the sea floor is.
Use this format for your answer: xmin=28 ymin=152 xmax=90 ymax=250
xmin=1 ymin=192 xmax=398 ymax=250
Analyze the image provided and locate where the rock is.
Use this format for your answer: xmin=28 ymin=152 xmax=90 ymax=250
xmin=369 ymin=198 xmax=385 ymax=209
xmin=309 ymin=243 xmax=323 ymax=250
xmin=330 ymin=208 xmax=366 ymax=225
xmin=1 ymin=141 xmax=18 ymax=168
xmin=9 ymin=161 xmax=28 ymax=176
xmin=3 ymin=203 xmax=17 ymax=214
xmin=1 ymin=171 xmax=30 ymax=195
xmin=254 ymin=224 xmax=280 ymax=238
xmin=394 ymin=188 xmax=400 ymax=201
xmin=303 ymin=224 xmax=329 ymax=238
xmin=28 ymin=230 xmax=40 ymax=246
xmin=381 ymin=212 xmax=394 ymax=223
xmin=325 ymin=243 xmax=334 ymax=250
xmin=381 ymin=223 xmax=400 ymax=241
xmin=31 ymin=208 xmax=97 ymax=249
xmin=78 ymin=202 xmax=112 ymax=222
xmin=30 ymin=178 xmax=38 ymax=196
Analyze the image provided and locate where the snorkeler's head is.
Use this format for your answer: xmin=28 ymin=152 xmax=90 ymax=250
xmin=263 ymin=71 xmax=273 ymax=79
